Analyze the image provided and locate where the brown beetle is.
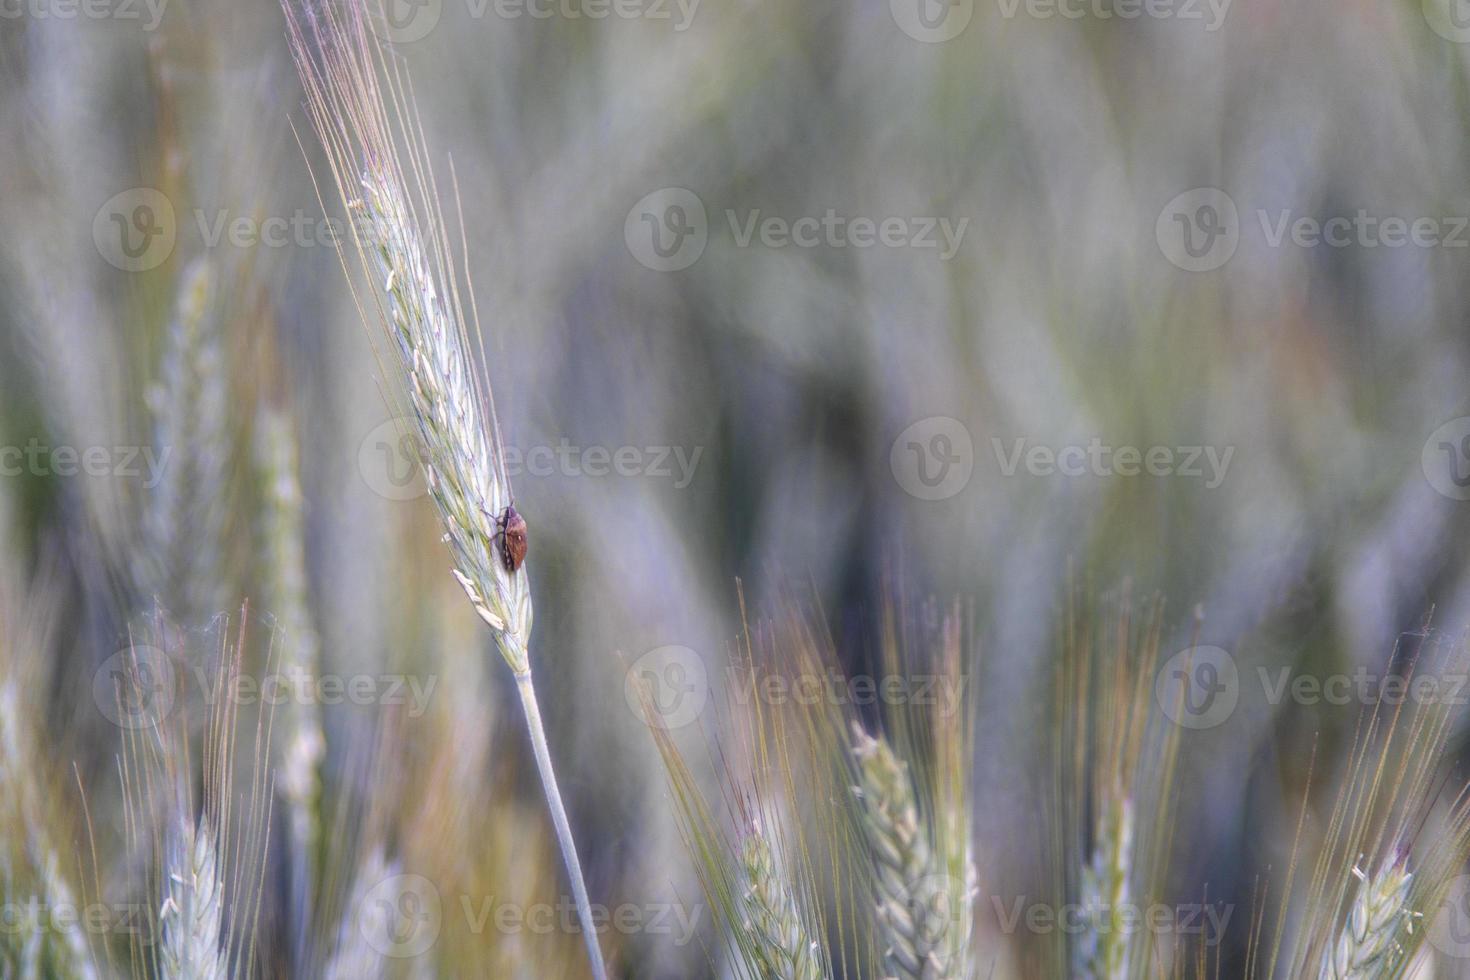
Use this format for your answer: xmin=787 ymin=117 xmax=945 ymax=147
xmin=497 ymin=504 xmax=528 ymax=572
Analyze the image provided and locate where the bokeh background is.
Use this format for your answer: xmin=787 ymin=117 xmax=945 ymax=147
xmin=5 ymin=0 xmax=1470 ymax=975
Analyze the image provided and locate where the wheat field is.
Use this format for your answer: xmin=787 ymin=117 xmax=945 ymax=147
xmin=6 ymin=0 xmax=1470 ymax=977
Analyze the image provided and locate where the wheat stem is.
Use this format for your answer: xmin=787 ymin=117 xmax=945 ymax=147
xmin=255 ymin=408 xmax=325 ymax=968
xmin=516 ymin=671 xmax=608 ymax=980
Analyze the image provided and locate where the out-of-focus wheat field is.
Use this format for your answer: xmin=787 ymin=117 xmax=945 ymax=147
xmin=6 ymin=0 xmax=1470 ymax=976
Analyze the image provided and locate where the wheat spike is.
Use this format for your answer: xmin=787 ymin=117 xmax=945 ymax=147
xmin=1319 ymin=859 xmax=1413 ymax=980
xmin=852 ymin=723 xmax=969 ymax=980
xmin=738 ymin=828 xmax=824 ymax=980
xmin=143 ymin=257 xmax=227 ymax=623
xmin=160 ymin=817 xmax=226 ymax=980
xmin=351 ymin=169 xmax=533 ymax=675
xmin=1076 ymin=794 xmax=1134 ymax=980
xmin=285 ymin=4 xmax=603 ymax=976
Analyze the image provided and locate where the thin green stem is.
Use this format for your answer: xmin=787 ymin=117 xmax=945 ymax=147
xmin=515 ymin=670 xmax=608 ymax=980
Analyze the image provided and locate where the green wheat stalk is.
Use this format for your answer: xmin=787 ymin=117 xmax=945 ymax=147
xmin=255 ymin=406 xmax=326 ymax=967
xmin=284 ymin=4 xmax=604 ymax=975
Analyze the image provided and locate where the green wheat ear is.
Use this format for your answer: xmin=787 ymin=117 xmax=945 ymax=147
xmin=285 ymin=2 xmax=603 ymax=975
xmin=160 ymin=817 xmax=226 ymax=980
xmin=1076 ymin=793 xmax=1134 ymax=980
xmin=143 ymin=257 xmax=228 ymax=624
xmin=851 ymin=722 xmax=972 ymax=980
xmin=1318 ymin=858 xmax=1413 ymax=980
xmin=737 ymin=827 xmax=824 ymax=980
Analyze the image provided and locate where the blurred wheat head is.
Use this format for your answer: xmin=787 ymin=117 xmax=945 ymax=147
xmin=645 ymin=591 xmax=977 ymax=979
